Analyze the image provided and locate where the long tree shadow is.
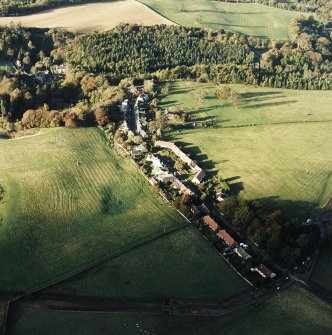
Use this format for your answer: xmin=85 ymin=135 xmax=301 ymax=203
xmin=255 ymin=196 xmax=319 ymax=219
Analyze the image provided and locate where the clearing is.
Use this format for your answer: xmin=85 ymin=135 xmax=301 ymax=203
xmin=138 ymin=0 xmax=299 ymax=39
xmin=0 ymin=127 xmax=185 ymax=292
xmin=7 ymin=286 xmax=332 ymax=334
xmin=0 ymin=0 xmax=174 ymax=33
xmin=45 ymin=226 xmax=248 ymax=301
xmin=161 ymin=81 xmax=332 ymax=217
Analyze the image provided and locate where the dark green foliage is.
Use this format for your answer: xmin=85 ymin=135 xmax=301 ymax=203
xmin=65 ymin=23 xmax=332 ymax=90
xmin=220 ymin=197 xmax=318 ymax=268
xmin=66 ymin=25 xmax=254 ymax=77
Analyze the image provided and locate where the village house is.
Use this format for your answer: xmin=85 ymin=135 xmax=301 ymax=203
xmin=131 ymin=144 xmax=148 ymax=157
xmin=53 ymin=64 xmax=67 ymax=75
xmin=203 ymin=215 xmax=219 ymax=232
xmin=118 ymin=121 xmax=130 ymax=134
xmin=121 ymin=99 xmax=129 ymax=113
xmin=251 ymin=264 xmax=276 ymax=279
xmin=217 ymin=230 xmax=238 ymax=247
xmin=149 ymin=177 xmax=158 ymax=187
xmin=147 ymin=154 xmax=168 ymax=176
xmin=234 ymin=247 xmax=252 ymax=260
xmin=155 ymin=141 xmax=206 ymax=184
xmin=192 ymin=169 xmax=206 ymax=185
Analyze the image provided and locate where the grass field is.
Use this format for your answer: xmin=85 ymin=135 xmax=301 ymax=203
xmin=0 ymin=0 xmax=173 ymax=33
xmin=0 ymin=127 xmax=186 ymax=292
xmin=161 ymin=82 xmax=332 ymax=217
xmin=139 ymin=0 xmax=298 ymax=39
xmin=8 ymin=286 xmax=332 ymax=335
xmin=46 ymin=226 xmax=248 ymax=301
xmin=0 ymin=60 xmax=15 ymax=74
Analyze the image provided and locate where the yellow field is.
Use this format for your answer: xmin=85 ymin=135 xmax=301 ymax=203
xmin=0 ymin=0 xmax=174 ymax=33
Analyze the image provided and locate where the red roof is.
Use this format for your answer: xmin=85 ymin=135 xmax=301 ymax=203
xmin=217 ymin=230 xmax=237 ymax=247
xmin=257 ymin=264 xmax=274 ymax=277
xmin=203 ymin=215 xmax=219 ymax=232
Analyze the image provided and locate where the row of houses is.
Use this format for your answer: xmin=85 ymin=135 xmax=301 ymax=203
xmin=202 ymin=215 xmax=276 ymax=279
xmin=147 ymin=154 xmax=194 ymax=196
xmin=155 ymin=141 xmax=206 ymax=185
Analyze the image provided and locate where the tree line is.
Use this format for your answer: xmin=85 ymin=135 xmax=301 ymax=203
xmin=65 ymin=22 xmax=332 ymax=89
xmin=219 ymin=196 xmax=320 ymax=269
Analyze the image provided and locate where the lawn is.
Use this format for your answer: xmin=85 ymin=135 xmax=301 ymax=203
xmin=0 ymin=127 xmax=186 ymax=292
xmin=138 ymin=0 xmax=299 ymax=39
xmin=7 ymin=286 xmax=332 ymax=335
xmin=161 ymin=82 xmax=332 ymax=218
xmin=45 ymin=226 xmax=248 ymax=301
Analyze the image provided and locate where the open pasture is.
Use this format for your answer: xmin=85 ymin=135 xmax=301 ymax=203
xmin=0 ymin=0 xmax=174 ymax=33
xmin=139 ymin=0 xmax=298 ymax=39
xmin=46 ymin=226 xmax=248 ymax=301
xmin=0 ymin=127 xmax=185 ymax=292
xmin=161 ymin=82 xmax=332 ymax=217
xmin=8 ymin=286 xmax=332 ymax=335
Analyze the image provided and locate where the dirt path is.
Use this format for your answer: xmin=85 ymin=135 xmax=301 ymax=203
xmin=0 ymin=0 xmax=174 ymax=33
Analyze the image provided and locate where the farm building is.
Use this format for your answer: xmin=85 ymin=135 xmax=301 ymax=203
xmin=217 ymin=230 xmax=238 ymax=247
xmin=235 ymin=247 xmax=252 ymax=260
xmin=203 ymin=215 xmax=219 ymax=232
xmin=251 ymin=264 xmax=276 ymax=279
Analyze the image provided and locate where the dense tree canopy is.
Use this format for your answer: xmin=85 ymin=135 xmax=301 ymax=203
xmin=65 ymin=23 xmax=332 ymax=89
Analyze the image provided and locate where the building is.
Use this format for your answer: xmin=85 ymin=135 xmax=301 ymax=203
xmin=157 ymin=173 xmax=176 ymax=183
xmin=234 ymin=247 xmax=252 ymax=260
xmin=251 ymin=264 xmax=276 ymax=279
xmin=121 ymin=99 xmax=129 ymax=113
xmin=192 ymin=169 xmax=206 ymax=185
xmin=155 ymin=140 xmax=206 ymax=184
xmin=203 ymin=215 xmax=219 ymax=232
xmin=147 ymin=154 xmax=168 ymax=176
xmin=149 ymin=178 xmax=158 ymax=186
xmin=131 ymin=144 xmax=148 ymax=156
xmin=53 ymin=64 xmax=67 ymax=74
xmin=217 ymin=230 xmax=238 ymax=247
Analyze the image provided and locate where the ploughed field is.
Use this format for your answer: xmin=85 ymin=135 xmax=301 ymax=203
xmin=161 ymin=82 xmax=332 ymax=218
xmin=0 ymin=127 xmax=185 ymax=291
xmin=138 ymin=0 xmax=298 ymax=39
xmin=0 ymin=0 xmax=174 ymax=33
xmin=7 ymin=286 xmax=332 ymax=335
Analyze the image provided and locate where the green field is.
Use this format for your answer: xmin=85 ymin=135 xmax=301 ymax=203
xmin=161 ymin=82 xmax=332 ymax=217
xmin=139 ymin=0 xmax=298 ymax=39
xmin=8 ymin=286 xmax=332 ymax=335
xmin=0 ymin=128 xmax=187 ymax=292
xmin=46 ymin=226 xmax=248 ymax=301
xmin=0 ymin=60 xmax=15 ymax=74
